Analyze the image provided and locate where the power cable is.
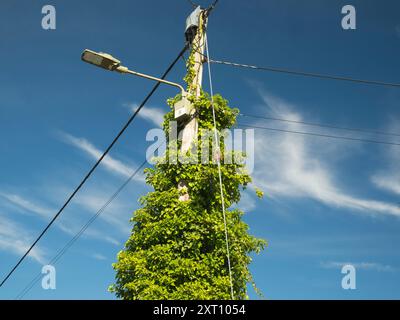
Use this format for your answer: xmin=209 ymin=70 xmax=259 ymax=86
xmin=238 ymin=123 xmax=400 ymax=147
xmin=239 ymin=113 xmax=400 ymax=138
xmin=0 ymin=45 xmax=188 ymax=288
xmin=209 ymin=59 xmax=400 ymax=88
xmin=15 ymin=160 xmax=147 ymax=299
xmin=186 ymin=0 xmax=198 ymax=8
xmin=208 ymin=0 xmax=220 ymax=12
xmin=205 ymin=34 xmax=235 ymax=300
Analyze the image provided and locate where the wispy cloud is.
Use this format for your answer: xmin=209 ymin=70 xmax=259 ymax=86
xmin=237 ymin=190 xmax=257 ymax=212
xmin=73 ymin=191 xmax=132 ymax=235
xmin=59 ymin=132 xmax=143 ymax=182
xmin=0 ymin=215 xmax=46 ymax=264
xmin=251 ymin=89 xmax=400 ymax=217
xmin=372 ymin=175 xmax=400 ymax=196
xmin=371 ymin=123 xmax=400 ymax=196
xmin=2 ymin=127 xmax=150 ymax=253
xmin=125 ymin=103 xmax=165 ymax=127
xmin=0 ymin=190 xmax=86 ymax=236
xmin=0 ymin=190 xmax=126 ymax=247
xmin=0 ymin=192 xmax=53 ymax=219
xmin=91 ymin=253 xmax=107 ymax=261
xmin=321 ymin=261 xmax=396 ymax=272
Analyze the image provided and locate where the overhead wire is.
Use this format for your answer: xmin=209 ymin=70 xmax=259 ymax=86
xmin=16 ymin=159 xmax=148 ymax=299
xmin=14 ymin=0 xmax=223 ymax=296
xmin=186 ymin=0 xmax=198 ymax=8
xmin=209 ymin=59 xmax=400 ymax=88
xmin=205 ymin=32 xmax=235 ymax=300
xmin=0 ymin=45 xmax=188 ymax=288
xmin=239 ymin=113 xmax=400 ymax=138
xmin=189 ymin=44 xmax=400 ymax=89
xmin=238 ymin=123 xmax=400 ymax=147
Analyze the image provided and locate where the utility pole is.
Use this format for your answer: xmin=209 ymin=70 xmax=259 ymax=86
xmin=178 ymin=7 xmax=208 ymax=201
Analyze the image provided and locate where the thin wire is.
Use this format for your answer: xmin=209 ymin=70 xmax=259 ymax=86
xmin=238 ymin=123 xmax=400 ymax=147
xmin=205 ymin=34 xmax=234 ymax=300
xmin=186 ymin=0 xmax=219 ymax=16
xmin=181 ymin=53 xmax=187 ymax=66
xmin=212 ymin=0 xmax=219 ymax=7
xmin=239 ymin=113 xmax=400 ymax=138
xmin=208 ymin=0 xmax=220 ymax=12
xmin=16 ymin=160 xmax=147 ymax=299
xmin=186 ymin=0 xmax=198 ymax=8
xmin=209 ymin=59 xmax=400 ymax=89
xmin=0 ymin=45 xmax=188 ymax=288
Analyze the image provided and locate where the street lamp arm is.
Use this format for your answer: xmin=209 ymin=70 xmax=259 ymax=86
xmin=81 ymin=49 xmax=186 ymax=97
xmin=117 ymin=66 xmax=186 ymax=97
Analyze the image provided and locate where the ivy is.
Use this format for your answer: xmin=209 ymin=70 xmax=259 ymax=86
xmin=110 ymin=45 xmax=267 ymax=300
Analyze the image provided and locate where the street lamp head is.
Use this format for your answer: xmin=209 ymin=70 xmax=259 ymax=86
xmin=81 ymin=49 xmax=122 ymax=71
xmin=81 ymin=49 xmax=185 ymax=96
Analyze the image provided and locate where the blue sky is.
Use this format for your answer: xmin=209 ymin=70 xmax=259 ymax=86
xmin=1 ymin=0 xmax=400 ymax=299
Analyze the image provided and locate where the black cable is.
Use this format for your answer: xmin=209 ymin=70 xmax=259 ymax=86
xmin=238 ymin=123 xmax=400 ymax=147
xmin=210 ymin=59 xmax=400 ymax=89
xmin=239 ymin=113 xmax=400 ymax=138
xmin=15 ymin=159 xmax=148 ymax=299
xmin=186 ymin=0 xmax=219 ymax=12
xmin=186 ymin=0 xmax=198 ymax=8
xmin=0 ymin=45 xmax=188 ymax=288
xmin=211 ymin=0 xmax=219 ymax=8
xmin=205 ymin=0 xmax=220 ymax=16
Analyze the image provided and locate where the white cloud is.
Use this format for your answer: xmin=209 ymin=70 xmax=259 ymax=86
xmin=371 ymin=124 xmax=400 ymax=196
xmin=0 ymin=190 xmax=126 ymax=247
xmin=251 ymin=90 xmax=400 ymax=217
xmin=80 ymin=228 xmax=120 ymax=246
xmin=237 ymin=190 xmax=257 ymax=212
xmin=0 ymin=192 xmax=53 ymax=219
xmin=125 ymin=103 xmax=165 ymax=127
xmin=0 ymin=130 xmax=146 ymax=260
xmin=0 ymin=215 xmax=46 ymax=264
xmin=372 ymin=175 xmax=400 ymax=196
xmin=59 ymin=132 xmax=144 ymax=182
xmin=0 ymin=190 xmax=84 ymax=236
xmin=92 ymin=253 xmax=107 ymax=261
xmin=321 ymin=261 xmax=395 ymax=272
xmin=73 ymin=191 xmax=132 ymax=235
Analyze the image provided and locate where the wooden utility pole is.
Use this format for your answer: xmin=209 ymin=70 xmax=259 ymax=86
xmin=178 ymin=8 xmax=207 ymax=201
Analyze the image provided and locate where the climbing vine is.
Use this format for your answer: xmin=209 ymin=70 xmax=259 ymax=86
xmin=110 ymin=44 xmax=267 ymax=300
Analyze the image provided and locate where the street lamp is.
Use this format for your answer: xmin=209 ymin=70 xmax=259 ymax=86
xmin=82 ymin=49 xmax=186 ymax=96
xmin=81 ymin=49 xmax=123 ymax=71
xmin=81 ymin=49 xmax=191 ymax=121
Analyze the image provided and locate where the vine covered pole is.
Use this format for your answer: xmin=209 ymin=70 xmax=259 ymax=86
xmin=178 ymin=7 xmax=208 ymax=201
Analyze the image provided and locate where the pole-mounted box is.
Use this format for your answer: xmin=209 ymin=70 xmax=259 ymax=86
xmin=174 ymin=96 xmax=192 ymax=122
xmin=185 ymin=6 xmax=201 ymax=44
